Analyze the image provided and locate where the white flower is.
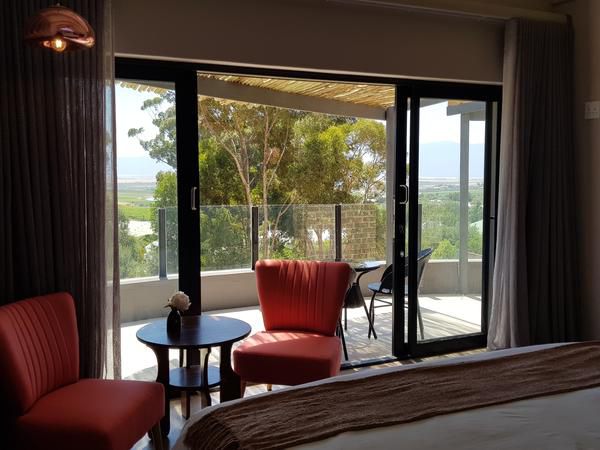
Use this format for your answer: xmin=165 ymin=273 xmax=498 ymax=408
xmin=166 ymin=291 xmax=191 ymax=312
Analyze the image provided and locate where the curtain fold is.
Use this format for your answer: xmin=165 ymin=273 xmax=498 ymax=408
xmin=103 ymin=0 xmax=121 ymax=380
xmin=0 ymin=0 xmax=118 ymax=378
xmin=488 ymin=18 xmax=578 ymax=349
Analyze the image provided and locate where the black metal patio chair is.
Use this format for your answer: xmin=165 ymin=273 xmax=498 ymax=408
xmin=367 ymin=247 xmax=433 ymax=340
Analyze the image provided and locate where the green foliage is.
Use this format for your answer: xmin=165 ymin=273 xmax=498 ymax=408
xmin=128 ymin=91 xmax=177 ymax=168
xmin=468 ymin=225 xmax=483 ymax=256
xmin=119 ymin=205 xmax=152 ymax=221
xmin=200 ymin=206 xmax=251 ymax=270
xmin=119 ymin=86 xmax=485 ymax=278
xmin=420 ymin=192 xmax=460 ymax=257
xmin=118 ymin=209 xmax=156 ymax=278
xmin=150 ymin=171 xmax=178 ymax=274
xmin=271 ymin=245 xmax=305 ymax=260
xmin=289 ymin=115 xmax=354 ymax=204
xmin=151 ymin=171 xmax=177 ymax=208
xmin=433 ymin=239 xmax=458 ymax=259
xmin=419 ymin=189 xmax=484 ymax=260
xmin=198 ymin=98 xmax=300 ymax=207
xmin=469 ymin=191 xmax=483 ymax=224
xmin=375 ymin=204 xmax=387 ymax=260
xmin=199 ymin=137 xmax=245 ymax=205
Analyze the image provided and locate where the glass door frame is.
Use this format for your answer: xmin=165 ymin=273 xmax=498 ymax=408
xmin=399 ymin=85 xmax=502 ymax=358
xmin=116 ymin=56 xmax=501 ymax=362
xmin=116 ymin=59 xmax=202 ymax=315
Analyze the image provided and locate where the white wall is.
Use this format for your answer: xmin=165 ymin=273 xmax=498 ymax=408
xmin=555 ymin=0 xmax=600 ymax=339
xmin=114 ymin=0 xmax=505 ymax=83
xmin=114 ymin=0 xmax=572 ymax=327
xmin=120 ymin=261 xmax=483 ymax=323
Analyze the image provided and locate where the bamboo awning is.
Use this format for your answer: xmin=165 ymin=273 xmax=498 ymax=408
xmin=197 ymin=74 xmax=396 ymax=109
xmin=117 ymin=75 xmax=479 ymax=119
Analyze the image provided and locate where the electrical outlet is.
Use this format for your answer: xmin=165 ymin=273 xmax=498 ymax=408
xmin=585 ymin=101 xmax=600 ymax=120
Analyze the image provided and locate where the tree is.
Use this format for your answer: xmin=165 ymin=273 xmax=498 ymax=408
xmin=289 ymin=114 xmax=354 ymax=204
xmin=199 ymin=137 xmax=246 ymax=205
xmin=201 ymin=206 xmax=251 ymax=270
xmin=128 ymin=92 xmax=177 ymax=168
xmin=345 ymin=119 xmax=387 ymax=203
xmin=433 ymin=239 xmax=458 ymax=259
xmin=468 ymin=225 xmax=483 ymax=256
xmin=150 ymin=171 xmax=178 ymax=274
xmin=118 ymin=209 xmax=154 ymax=278
xmin=126 ymin=87 xmax=390 ymax=267
xmin=287 ymin=115 xmax=387 ymax=258
xmin=198 ymin=99 xmax=300 ymax=257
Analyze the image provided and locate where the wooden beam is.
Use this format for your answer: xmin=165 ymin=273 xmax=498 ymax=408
xmin=197 ymin=77 xmax=387 ymax=120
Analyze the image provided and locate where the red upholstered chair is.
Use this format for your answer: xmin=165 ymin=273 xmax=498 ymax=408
xmin=0 ymin=293 xmax=165 ymax=450
xmin=233 ymin=260 xmax=353 ymax=389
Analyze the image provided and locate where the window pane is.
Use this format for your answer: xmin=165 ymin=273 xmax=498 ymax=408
xmin=416 ymin=99 xmax=485 ymax=341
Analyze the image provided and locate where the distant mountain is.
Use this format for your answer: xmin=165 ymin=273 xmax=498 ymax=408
xmin=418 ymin=142 xmax=485 ymax=179
xmin=117 ymin=156 xmax=172 ymax=179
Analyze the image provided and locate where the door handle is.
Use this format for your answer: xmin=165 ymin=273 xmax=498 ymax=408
xmin=190 ymin=186 xmax=197 ymax=211
xmin=398 ymin=185 xmax=408 ymax=205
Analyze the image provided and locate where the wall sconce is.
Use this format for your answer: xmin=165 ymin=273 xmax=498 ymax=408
xmin=24 ymin=3 xmax=95 ymax=53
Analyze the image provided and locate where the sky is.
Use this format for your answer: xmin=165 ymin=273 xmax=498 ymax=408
xmin=115 ymin=83 xmax=487 ymax=179
xmin=115 ymin=85 xmax=159 ymax=158
xmin=417 ymin=101 xmax=485 ymax=145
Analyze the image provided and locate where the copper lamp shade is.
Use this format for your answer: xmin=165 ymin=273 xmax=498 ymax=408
xmin=24 ymin=4 xmax=95 ymax=52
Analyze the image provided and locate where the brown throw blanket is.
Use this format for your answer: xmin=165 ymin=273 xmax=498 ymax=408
xmin=185 ymin=342 xmax=600 ymax=450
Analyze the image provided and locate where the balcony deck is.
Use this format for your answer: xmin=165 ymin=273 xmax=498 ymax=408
xmin=122 ymin=294 xmax=481 ymax=381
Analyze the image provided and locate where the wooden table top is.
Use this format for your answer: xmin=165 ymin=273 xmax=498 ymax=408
xmin=136 ymin=314 xmax=251 ymax=349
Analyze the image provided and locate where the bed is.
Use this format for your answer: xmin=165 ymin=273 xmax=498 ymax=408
xmin=174 ymin=343 xmax=600 ymax=450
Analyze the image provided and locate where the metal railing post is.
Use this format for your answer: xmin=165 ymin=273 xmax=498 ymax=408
xmin=335 ymin=204 xmax=342 ymax=261
xmin=158 ymin=208 xmax=167 ymax=280
xmin=251 ymin=206 xmax=259 ymax=270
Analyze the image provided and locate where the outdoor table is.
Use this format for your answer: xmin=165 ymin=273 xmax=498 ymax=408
xmin=344 ymin=261 xmax=382 ymax=338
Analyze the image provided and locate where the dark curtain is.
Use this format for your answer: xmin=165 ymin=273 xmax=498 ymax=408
xmin=488 ymin=18 xmax=578 ymax=349
xmin=0 ymin=0 xmax=118 ymax=379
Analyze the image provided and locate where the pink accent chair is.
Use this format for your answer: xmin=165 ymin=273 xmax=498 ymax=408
xmin=233 ymin=260 xmax=353 ymax=387
xmin=0 ymin=293 xmax=165 ymax=450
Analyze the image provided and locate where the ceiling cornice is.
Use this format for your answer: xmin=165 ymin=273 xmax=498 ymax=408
xmin=326 ymin=0 xmax=567 ymax=23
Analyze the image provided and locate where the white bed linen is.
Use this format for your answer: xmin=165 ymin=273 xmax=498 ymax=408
xmin=175 ymin=344 xmax=600 ymax=450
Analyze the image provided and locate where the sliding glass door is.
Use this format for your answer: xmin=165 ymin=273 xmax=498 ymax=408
xmin=400 ymin=90 xmax=500 ymax=357
xmin=196 ymin=71 xmax=396 ymax=362
xmin=116 ymin=57 xmax=500 ymax=364
xmin=116 ymin=62 xmax=201 ymax=317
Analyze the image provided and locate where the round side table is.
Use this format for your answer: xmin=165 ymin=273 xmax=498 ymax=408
xmin=137 ymin=314 xmax=251 ymax=435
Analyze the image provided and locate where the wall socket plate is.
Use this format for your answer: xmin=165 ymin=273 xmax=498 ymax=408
xmin=585 ymin=101 xmax=600 ymax=120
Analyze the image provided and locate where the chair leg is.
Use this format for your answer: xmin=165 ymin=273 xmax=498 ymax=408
xmin=417 ymin=298 xmax=425 ymax=340
xmin=362 ymin=298 xmax=377 ymax=340
xmin=344 ymin=306 xmax=348 ymax=331
xmin=338 ymin=319 xmax=349 ymax=361
xmin=266 ymin=384 xmax=272 ymax=391
xmin=368 ymin=292 xmax=377 ymax=339
xmin=240 ymin=380 xmax=247 ymax=398
xmin=150 ymin=423 xmax=164 ymax=450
